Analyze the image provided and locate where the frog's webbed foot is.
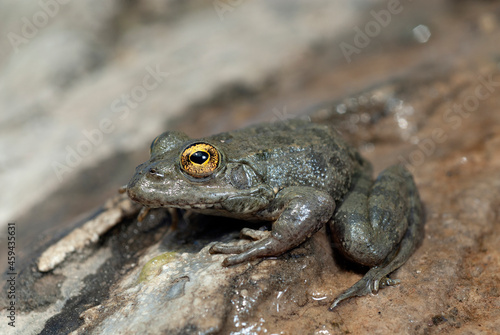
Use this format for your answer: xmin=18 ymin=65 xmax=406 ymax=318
xmin=329 ymin=267 xmax=400 ymax=310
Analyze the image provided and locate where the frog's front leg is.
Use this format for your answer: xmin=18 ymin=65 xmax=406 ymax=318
xmin=209 ymin=187 xmax=335 ymax=266
xmin=329 ymin=164 xmax=423 ymax=309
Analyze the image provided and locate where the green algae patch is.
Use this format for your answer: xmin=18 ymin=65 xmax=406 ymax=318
xmin=138 ymin=252 xmax=177 ymax=283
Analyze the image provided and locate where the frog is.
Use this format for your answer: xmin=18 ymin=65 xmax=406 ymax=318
xmin=127 ymin=119 xmax=424 ymax=309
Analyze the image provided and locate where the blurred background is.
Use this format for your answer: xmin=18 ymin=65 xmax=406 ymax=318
xmin=0 ymin=0 xmax=499 ymax=279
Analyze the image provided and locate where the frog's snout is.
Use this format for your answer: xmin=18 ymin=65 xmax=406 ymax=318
xmin=126 ymin=177 xmax=140 ymax=200
xmin=126 ymin=161 xmax=177 ymax=207
xmin=126 ymin=179 xmax=153 ymax=205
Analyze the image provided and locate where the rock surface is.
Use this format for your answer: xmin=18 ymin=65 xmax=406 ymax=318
xmin=1 ymin=0 xmax=500 ymax=334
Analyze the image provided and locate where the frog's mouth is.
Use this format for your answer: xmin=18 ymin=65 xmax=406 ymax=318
xmin=158 ymin=202 xmax=223 ymax=210
xmin=129 ymin=196 xmax=226 ymax=211
xmin=126 ymin=176 xmax=230 ymax=210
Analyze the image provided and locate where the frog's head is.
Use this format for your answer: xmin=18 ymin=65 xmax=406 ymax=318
xmin=127 ymin=131 xmax=275 ymax=215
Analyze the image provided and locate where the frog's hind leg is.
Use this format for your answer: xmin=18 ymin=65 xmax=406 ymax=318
xmin=329 ymin=164 xmax=423 ymax=310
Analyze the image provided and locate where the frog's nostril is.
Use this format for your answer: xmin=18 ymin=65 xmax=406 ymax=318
xmin=148 ymin=167 xmax=164 ymax=177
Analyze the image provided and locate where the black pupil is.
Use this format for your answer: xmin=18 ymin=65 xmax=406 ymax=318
xmin=190 ymin=151 xmax=209 ymax=164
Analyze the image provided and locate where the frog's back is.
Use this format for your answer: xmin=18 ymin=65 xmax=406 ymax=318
xmin=208 ymin=120 xmax=365 ymax=201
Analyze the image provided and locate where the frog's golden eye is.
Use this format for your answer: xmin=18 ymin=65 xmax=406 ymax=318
xmin=180 ymin=143 xmax=220 ymax=178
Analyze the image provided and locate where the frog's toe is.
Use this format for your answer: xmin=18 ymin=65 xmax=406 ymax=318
xmin=209 ymin=229 xmax=270 ymax=256
xmin=379 ymin=276 xmax=400 ymax=288
xmin=207 ymin=242 xmax=253 ymax=266
xmin=213 ymin=235 xmax=292 ymax=266
xmin=220 ymin=243 xmax=270 ymax=266
xmin=209 ymin=240 xmax=256 ymax=255
xmin=222 ymin=254 xmax=249 ymax=267
xmin=329 ymin=277 xmax=374 ymax=310
xmin=240 ymin=228 xmax=271 ymax=240
xmin=329 ymin=268 xmax=400 ymax=310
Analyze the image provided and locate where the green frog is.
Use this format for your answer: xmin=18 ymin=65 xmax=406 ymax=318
xmin=127 ymin=120 xmax=423 ymax=309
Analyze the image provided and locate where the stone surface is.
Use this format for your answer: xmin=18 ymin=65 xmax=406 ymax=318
xmin=1 ymin=0 xmax=500 ymax=334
